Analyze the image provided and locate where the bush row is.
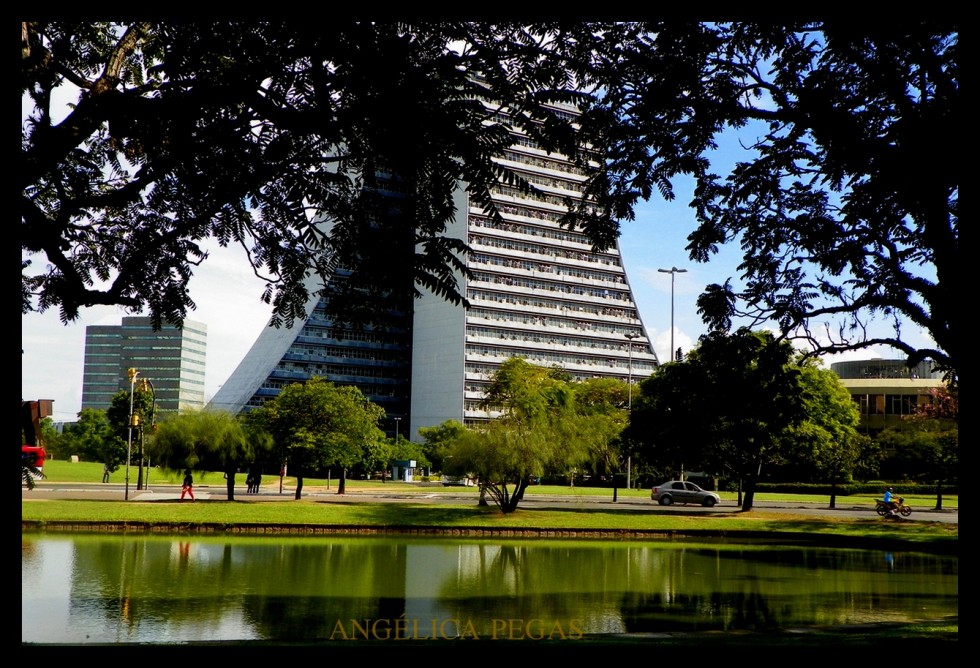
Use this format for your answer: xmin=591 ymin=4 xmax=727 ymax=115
xmin=747 ymin=482 xmax=959 ymax=496
xmin=534 ymin=475 xmax=959 ymax=497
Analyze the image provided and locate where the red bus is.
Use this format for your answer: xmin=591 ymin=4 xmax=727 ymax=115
xmin=22 ymin=445 xmax=47 ymax=475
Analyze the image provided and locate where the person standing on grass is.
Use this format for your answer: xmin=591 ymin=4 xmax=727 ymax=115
xmin=181 ymin=469 xmax=195 ymax=501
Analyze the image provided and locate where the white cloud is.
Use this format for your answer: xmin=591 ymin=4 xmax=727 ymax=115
xmin=652 ymin=327 xmax=695 ymax=364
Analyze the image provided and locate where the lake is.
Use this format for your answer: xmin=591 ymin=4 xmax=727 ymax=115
xmin=22 ymin=532 xmax=957 ymax=644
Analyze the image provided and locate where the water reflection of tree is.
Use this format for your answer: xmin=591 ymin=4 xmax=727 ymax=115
xmin=240 ymin=541 xmax=409 ymax=640
xmin=624 ymin=547 xmax=959 ymax=632
xmin=442 ymin=542 xmax=959 ymax=636
xmin=444 ymin=543 xmax=637 ymax=636
xmin=67 ymin=536 xmax=410 ymax=641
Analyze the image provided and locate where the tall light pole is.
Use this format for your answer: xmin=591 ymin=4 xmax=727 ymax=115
xmin=394 ymin=417 xmax=401 ymax=441
xmin=124 ymin=367 xmax=139 ymax=501
xmin=137 ymin=378 xmax=155 ymax=490
xmin=624 ymin=332 xmax=640 ymax=490
xmin=658 ymin=267 xmax=687 ymax=362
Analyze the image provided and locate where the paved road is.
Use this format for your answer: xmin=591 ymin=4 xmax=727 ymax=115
xmin=23 ymin=482 xmax=958 ymax=524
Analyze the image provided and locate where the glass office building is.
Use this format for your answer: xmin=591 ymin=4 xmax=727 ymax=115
xmin=81 ymin=317 xmax=207 ymax=413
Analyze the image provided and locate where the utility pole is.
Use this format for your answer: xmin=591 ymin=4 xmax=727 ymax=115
xmin=657 ymin=267 xmax=687 ymax=361
xmin=124 ymin=368 xmax=139 ymax=501
xmin=624 ymin=332 xmax=640 ymax=490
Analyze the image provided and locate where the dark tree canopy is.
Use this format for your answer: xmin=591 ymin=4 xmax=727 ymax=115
xmin=21 ymin=22 xmax=614 ymax=332
xmin=626 ymin=329 xmax=807 ymax=510
xmin=591 ymin=22 xmax=959 ymax=380
xmin=417 ymin=419 xmax=469 ymax=474
xmin=23 ymin=22 xmax=958 ymax=383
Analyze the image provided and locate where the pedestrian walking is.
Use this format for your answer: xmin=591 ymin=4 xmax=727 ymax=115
xmin=181 ymin=469 xmax=195 ymax=501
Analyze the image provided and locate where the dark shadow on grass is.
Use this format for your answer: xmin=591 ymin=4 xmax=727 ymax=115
xmin=308 ymin=500 xmax=500 ymax=526
xmin=290 ymin=500 xmax=958 ymax=553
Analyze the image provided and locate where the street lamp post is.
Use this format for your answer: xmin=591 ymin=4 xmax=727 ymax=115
xmin=137 ymin=378 xmax=155 ymax=491
xmin=624 ymin=332 xmax=640 ymax=490
xmin=386 ymin=417 xmax=403 ymax=484
xmin=657 ymin=267 xmax=687 ymax=362
xmin=124 ymin=368 xmax=139 ymax=501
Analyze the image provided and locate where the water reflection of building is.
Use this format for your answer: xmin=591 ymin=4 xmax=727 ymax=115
xmin=830 ymin=358 xmax=945 ymax=438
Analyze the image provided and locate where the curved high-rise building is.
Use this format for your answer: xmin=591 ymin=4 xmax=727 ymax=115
xmin=209 ymin=99 xmax=660 ymax=439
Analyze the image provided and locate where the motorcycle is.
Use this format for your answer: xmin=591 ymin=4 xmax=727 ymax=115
xmin=875 ymin=496 xmax=912 ymax=517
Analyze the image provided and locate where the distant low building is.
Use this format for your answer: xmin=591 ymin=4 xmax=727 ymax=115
xmin=830 ymin=359 xmax=944 ymax=438
xmin=81 ymin=316 xmax=207 ymax=413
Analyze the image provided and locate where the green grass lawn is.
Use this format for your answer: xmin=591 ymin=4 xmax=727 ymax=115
xmin=25 ymin=460 xmax=957 ymax=551
xmin=36 ymin=459 xmax=957 ymax=508
xmin=19 ymin=497 xmax=956 ymax=547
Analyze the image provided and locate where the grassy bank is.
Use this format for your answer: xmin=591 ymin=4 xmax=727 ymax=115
xmin=25 ymin=460 xmax=958 ymax=551
xmin=34 ymin=460 xmax=958 ymax=508
xmin=23 ymin=498 xmax=957 ymax=552
xmin=23 ymin=499 xmax=956 ymax=544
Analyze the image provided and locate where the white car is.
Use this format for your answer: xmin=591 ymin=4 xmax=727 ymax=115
xmin=650 ymin=481 xmax=721 ymax=507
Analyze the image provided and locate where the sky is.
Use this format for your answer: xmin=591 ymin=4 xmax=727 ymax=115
xmin=21 ymin=176 xmax=922 ymax=424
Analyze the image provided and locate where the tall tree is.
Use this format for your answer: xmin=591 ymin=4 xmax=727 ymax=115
xmin=626 ymin=329 xmax=807 ymax=510
xmin=589 ymin=22 xmax=959 ymax=380
xmin=105 ymin=384 xmax=156 ymax=488
xmin=417 ymin=419 xmax=469 ymax=475
xmin=60 ymin=408 xmax=125 ymax=474
xmin=36 ymin=417 xmax=63 ymax=459
xmin=876 ymin=384 xmax=957 ymax=510
xmin=782 ymin=360 xmax=863 ymax=508
xmin=623 ymin=360 xmax=709 ymax=485
xmin=572 ymin=376 xmax=630 ymax=477
xmin=150 ymin=409 xmax=266 ymax=500
xmin=246 ymin=378 xmax=386 ymax=498
xmin=447 ymin=358 xmax=614 ymax=513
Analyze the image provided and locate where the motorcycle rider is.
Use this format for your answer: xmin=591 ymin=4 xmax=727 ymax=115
xmin=883 ymin=487 xmax=898 ymax=516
